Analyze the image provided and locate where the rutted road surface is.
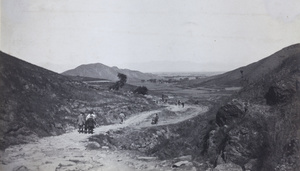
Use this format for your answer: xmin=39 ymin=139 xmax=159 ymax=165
xmin=0 ymin=105 xmax=208 ymax=171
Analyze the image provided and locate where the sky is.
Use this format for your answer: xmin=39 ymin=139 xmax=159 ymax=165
xmin=1 ymin=0 xmax=300 ymax=73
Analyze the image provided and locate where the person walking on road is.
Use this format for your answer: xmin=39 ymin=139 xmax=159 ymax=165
xmin=119 ymin=113 xmax=126 ymax=124
xmin=177 ymin=100 xmax=181 ymax=106
xmin=77 ymin=113 xmax=85 ymax=133
xmin=151 ymin=113 xmax=159 ymax=124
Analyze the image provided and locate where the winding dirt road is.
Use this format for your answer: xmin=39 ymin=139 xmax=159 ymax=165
xmin=0 ymin=105 xmax=207 ymax=171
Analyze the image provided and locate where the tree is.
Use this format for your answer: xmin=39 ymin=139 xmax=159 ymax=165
xmin=109 ymin=73 xmax=127 ymax=90
xmin=117 ymin=73 xmax=127 ymax=88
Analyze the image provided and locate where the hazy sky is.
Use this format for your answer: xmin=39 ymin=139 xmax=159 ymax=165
xmin=1 ymin=0 xmax=300 ymax=73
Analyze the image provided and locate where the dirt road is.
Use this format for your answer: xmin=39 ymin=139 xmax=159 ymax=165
xmin=0 ymin=105 xmax=207 ymax=171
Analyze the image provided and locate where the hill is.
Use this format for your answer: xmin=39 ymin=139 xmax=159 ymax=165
xmin=142 ymin=44 xmax=300 ymax=170
xmin=0 ymin=51 xmax=158 ymax=150
xmin=203 ymin=45 xmax=300 ymax=170
xmin=62 ymin=63 xmax=161 ymax=83
xmin=184 ymin=44 xmax=300 ymax=88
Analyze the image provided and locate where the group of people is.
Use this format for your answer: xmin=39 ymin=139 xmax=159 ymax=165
xmin=77 ymin=112 xmax=97 ymax=134
xmin=78 ymin=111 xmax=159 ymax=130
xmin=77 ymin=111 xmax=129 ymax=134
xmin=176 ymin=100 xmax=185 ymax=108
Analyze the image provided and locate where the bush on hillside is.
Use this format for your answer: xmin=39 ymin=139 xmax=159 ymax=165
xmin=134 ymin=86 xmax=148 ymax=95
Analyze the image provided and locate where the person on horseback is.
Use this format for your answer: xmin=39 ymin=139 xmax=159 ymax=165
xmin=85 ymin=112 xmax=96 ymax=134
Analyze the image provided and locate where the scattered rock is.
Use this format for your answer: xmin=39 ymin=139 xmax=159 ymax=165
xmin=215 ymin=154 xmax=226 ymax=165
xmin=137 ymin=156 xmax=157 ymax=161
xmin=191 ymin=167 xmax=197 ymax=171
xmin=213 ymin=163 xmax=243 ymax=171
xmin=69 ymin=159 xmax=84 ymax=164
xmin=86 ymin=142 xmax=101 ymax=150
xmin=172 ymin=160 xmax=192 ymax=168
xmin=125 ymin=161 xmax=135 ymax=168
xmin=174 ymin=155 xmax=192 ymax=161
xmin=13 ymin=166 xmax=29 ymax=171
xmin=136 ymin=164 xmax=148 ymax=170
xmin=244 ymin=159 xmax=258 ymax=171
xmin=101 ymin=146 xmax=109 ymax=149
xmin=54 ymin=123 xmax=63 ymax=129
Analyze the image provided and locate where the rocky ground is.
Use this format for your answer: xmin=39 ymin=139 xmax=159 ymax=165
xmin=0 ymin=104 xmax=208 ymax=171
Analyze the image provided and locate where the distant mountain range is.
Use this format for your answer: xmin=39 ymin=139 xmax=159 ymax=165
xmin=62 ymin=63 xmax=161 ymax=82
xmin=126 ymin=60 xmax=228 ymax=73
xmin=184 ymin=43 xmax=300 ymax=87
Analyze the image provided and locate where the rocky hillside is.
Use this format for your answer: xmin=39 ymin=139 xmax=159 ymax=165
xmin=169 ymin=45 xmax=300 ymax=170
xmin=176 ymin=45 xmax=300 ymax=171
xmin=92 ymin=44 xmax=300 ymax=171
xmin=185 ymin=44 xmax=300 ymax=88
xmin=0 ymin=51 xmax=158 ymax=150
xmin=201 ymin=46 xmax=300 ymax=171
xmin=62 ymin=63 xmax=161 ymax=83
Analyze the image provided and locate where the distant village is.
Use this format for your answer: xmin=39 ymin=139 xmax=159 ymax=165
xmin=141 ymin=73 xmax=210 ymax=83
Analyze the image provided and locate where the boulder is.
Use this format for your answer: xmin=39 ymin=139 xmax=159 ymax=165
xmin=223 ymin=118 xmax=267 ymax=166
xmin=207 ymin=101 xmax=268 ymax=168
xmin=264 ymin=86 xmax=294 ymax=105
xmin=216 ymin=104 xmax=245 ymax=127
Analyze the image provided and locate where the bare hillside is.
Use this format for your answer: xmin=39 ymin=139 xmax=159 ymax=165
xmin=158 ymin=44 xmax=300 ymax=170
xmin=0 ymin=51 xmax=158 ymax=150
xmin=184 ymin=44 xmax=300 ymax=88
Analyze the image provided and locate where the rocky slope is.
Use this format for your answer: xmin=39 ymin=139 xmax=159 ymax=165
xmin=92 ymin=44 xmax=300 ymax=171
xmin=185 ymin=44 xmax=300 ymax=88
xmin=62 ymin=63 xmax=161 ymax=83
xmin=185 ymin=44 xmax=300 ymax=170
xmin=0 ymin=51 xmax=158 ymax=150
